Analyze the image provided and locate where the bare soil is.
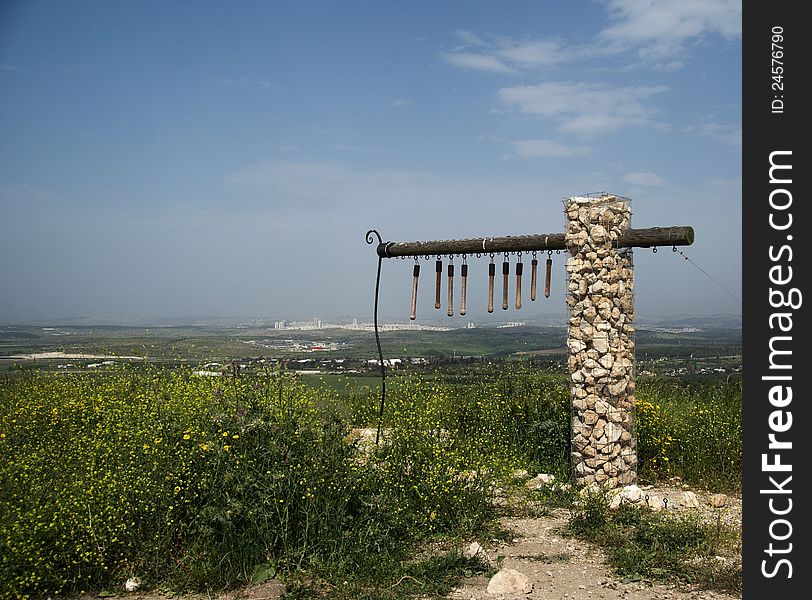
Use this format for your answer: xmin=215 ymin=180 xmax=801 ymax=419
xmin=447 ymin=484 xmax=741 ymax=600
xmin=106 ymin=485 xmax=742 ymax=600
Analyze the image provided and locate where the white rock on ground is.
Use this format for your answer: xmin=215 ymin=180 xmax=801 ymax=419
xmin=525 ymin=473 xmax=555 ymax=490
xmin=681 ymin=490 xmax=700 ymax=508
xmin=607 ymin=484 xmax=643 ymax=509
xmin=710 ymin=493 xmax=728 ymax=508
xmin=124 ymin=577 xmax=140 ymax=592
xmin=486 ymin=568 xmax=533 ymax=595
xmin=645 ymin=495 xmax=663 ymax=512
xmin=464 ymin=541 xmax=486 ymax=560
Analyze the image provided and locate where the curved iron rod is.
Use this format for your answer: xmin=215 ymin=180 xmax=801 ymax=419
xmin=365 ymin=229 xmax=386 ymax=445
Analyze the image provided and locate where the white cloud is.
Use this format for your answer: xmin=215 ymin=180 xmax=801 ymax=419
xmin=623 ymin=171 xmax=666 ymax=187
xmin=510 ymin=139 xmax=591 ymax=158
xmin=498 ymin=81 xmax=667 ymax=135
xmin=497 ymin=39 xmax=566 ymax=68
xmin=440 ymin=52 xmax=518 ymax=75
xmin=392 ymin=98 xmax=411 ymax=108
xmin=443 ymin=33 xmax=571 ymax=73
xmin=599 ymin=0 xmax=741 ymax=62
xmin=0 ymin=64 xmax=21 ymax=71
xmin=688 ymin=122 xmax=742 ymax=147
xmin=453 ymin=30 xmax=488 ymax=47
xmin=442 ymin=2 xmax=740 ymax=75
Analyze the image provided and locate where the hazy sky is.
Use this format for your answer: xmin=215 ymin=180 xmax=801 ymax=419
xmin=0 ymin=1 xmax=742 ymax=323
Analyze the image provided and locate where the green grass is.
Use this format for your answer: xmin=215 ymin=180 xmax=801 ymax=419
xmin=565 ymin=488 xmax=741 ymax=594
xmin=0 ymin=368 xmax=508 ymax=598
xmin=636 ymin=378 xmax=742 ymax=490
xmin=0 ymin=366 xmax=741 ymax=598
xmin=286 ymin=551 xmax=493 ymax=599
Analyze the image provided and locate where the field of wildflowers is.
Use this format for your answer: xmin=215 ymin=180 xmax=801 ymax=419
xmin=0 ymin=366 xmax=740 ymax=598
xmin=635 ymin=377 xmax=741 ymax=489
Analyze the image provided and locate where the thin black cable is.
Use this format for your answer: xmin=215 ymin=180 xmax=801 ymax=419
xmin=365 ymin=230 xmax=386 ymax=445
xmin=672 ymin=246 xmax=742 ymax=303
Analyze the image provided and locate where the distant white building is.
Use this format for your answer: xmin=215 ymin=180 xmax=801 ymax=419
xmin=367 ymin=358 xmax=402 ymax=367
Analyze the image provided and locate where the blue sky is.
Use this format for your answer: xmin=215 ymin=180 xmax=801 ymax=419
xmin=0 ymin=1 xmax=741 ymax=323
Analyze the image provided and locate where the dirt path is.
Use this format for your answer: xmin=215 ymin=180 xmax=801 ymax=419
xmin=447 ymin=485 xmax=741 ymax=600
xmin=110 ymin=485 xmax=742 ymax=600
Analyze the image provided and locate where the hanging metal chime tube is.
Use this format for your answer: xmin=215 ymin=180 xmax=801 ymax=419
xmin=447 ymin=263 xmax=454 ymax=317
xmin=545 ymin=255 xmax=552 ymax=298
xmin=434 ymin=259 xmax=442 ymax=309
xmin=409 ymin=263 xmax=420 ymax=320
xmin=501 ymin=258 xmax=509 ymax=310
xmin=530 ymin=256 xmax=538 ymax=301
xmin=460 ymin=263 xmax=468 ymax=316
xmin=515 ymin=260 xmax=523 ymax=309
xmin=487 ymin=261 xmax=495 ymax=313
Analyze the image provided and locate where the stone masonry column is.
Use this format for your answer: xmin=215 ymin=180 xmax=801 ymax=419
xmin=565 ymin=194 xmax=637 ymax=487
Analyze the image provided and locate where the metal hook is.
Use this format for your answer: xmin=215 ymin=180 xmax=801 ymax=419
xmin=365 ymin=229 xmax=383 ymax=246
xmin=652 ymin=247 xmax=658 ymax=253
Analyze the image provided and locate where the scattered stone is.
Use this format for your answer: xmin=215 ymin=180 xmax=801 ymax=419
xmin=486 ymin=568 xmax=533 ymax=595
xmin=608 ymin=484 xmax=644 ymax=509
xmin=681 ymin=491 xmax=701 ymax=508
xmin=621 ymin=484 xmax=643 ymax=502
xmin=709 ymin=493 xmax=728 ymax=508
xmin=124 ymin=577 xmax=140 ymax=592
xmin=525 ymin=473 xmax=556 ymax=490
xmin=645 ymin=495 xmax=663 ymax=512
xmin=464 ymin=541 xmax=487 ymax=560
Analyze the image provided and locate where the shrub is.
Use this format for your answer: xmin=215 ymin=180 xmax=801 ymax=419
xmin=0 ymin=369 xmax=501 ymax=598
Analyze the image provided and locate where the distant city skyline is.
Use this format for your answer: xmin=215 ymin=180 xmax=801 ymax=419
xmin=1 ymin=1 xmax=741 ymax=322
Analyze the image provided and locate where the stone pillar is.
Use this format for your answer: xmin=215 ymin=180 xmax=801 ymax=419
xmin=565 ymin=194 xmax=637 ymax=487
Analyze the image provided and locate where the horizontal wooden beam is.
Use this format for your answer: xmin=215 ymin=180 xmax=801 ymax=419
xmin=377 ymin=226 xmax=693 ymax=258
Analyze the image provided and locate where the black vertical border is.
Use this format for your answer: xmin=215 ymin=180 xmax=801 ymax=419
xmin=742 ymin=1 xmax=808 ymax=596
